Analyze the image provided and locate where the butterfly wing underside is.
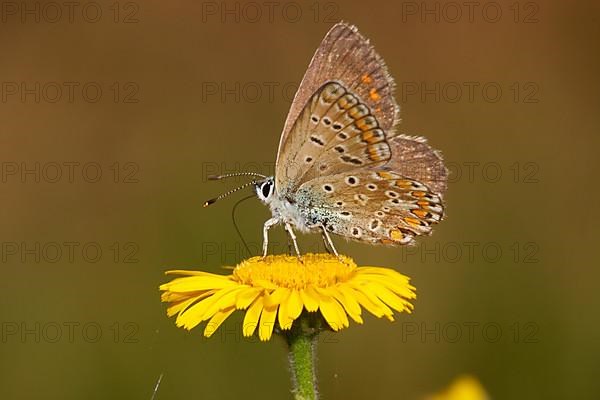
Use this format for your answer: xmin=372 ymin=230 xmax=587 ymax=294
xmin=274 ymin=22 xmax=448 ymax=245
xmin=297 ymin=141 xmax=447 ymax=245
xmin=275 ymin=22 xmax=399 ymax=194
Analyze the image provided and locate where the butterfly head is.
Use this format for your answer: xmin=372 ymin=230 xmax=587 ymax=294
xmin=255 ymin=176 xmax=275 ymax=203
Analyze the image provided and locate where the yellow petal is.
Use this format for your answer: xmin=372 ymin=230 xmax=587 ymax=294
xmin=264 ymin=287 xmax=289 ymax=308
xmin=259 ymin=305 xmax=278 ymax=341
xmin=161 ymin=290 xmax=204 ymax=303
xmin=235 ymin=287 xmax=262 ymax=309
xmin=348 ymin=287 xmax=387 ymax=318
xmin=331 ymin=286 xmax=363 ymax=324
xmin=166 ymin=292 xmax=211 ymax=317
xmin=354 ymin=272 xmax=416 ymax=299
xmin=204 ymin=306 xmax=236 ymax=337
xmin=300 ymin=286 xmax=320 ymax=312
xmin=357 ymin=267 xmax=410 ymax=279
xmin=162 ymin=289 xmax=207 ymax=306
xmin=287 ymin=290 xmax=304 ymax=320
xmin=176 ymin=286 xmax=238 ymax=329
xmin=350 ymin=282 xmax=394 ymax=318
xmin=201 ymin=286 xmax=246 ymax=319
xmin=243 ymin=296 xmax=264 ymax=337
xmin=161 ymin=275 xmax=235 ymax=293
xmin=175 ymin=296 xmax=214 ymax=330
xmin=165 ymin=269 xmax=224 ymax=277
xmin=316 ymin=290 xmax=348 ymax=331
xmin=366 ymin=282 xmax=412 ymax=313
xmin=276 ymin=290 xmax=292 ymax=330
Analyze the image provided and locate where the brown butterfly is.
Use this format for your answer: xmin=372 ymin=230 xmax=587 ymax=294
xmin=206 ymin=22 xmax=448 ymax=257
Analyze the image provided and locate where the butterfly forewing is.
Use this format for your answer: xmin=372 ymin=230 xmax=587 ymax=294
xmin=278 ymin=82 xmax=393 ymax=193
xmin=276 ymin=23 xmax=399 ymax=194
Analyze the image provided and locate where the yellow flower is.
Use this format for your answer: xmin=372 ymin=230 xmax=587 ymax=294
xmin=426 ymin=375 xmax=489 ymax=400
xmin=160 ymin=253 xmax=416 ymax=341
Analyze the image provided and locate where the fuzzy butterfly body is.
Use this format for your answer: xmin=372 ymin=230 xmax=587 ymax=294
xmin=246 ymin=23 xmax=446 ymax=256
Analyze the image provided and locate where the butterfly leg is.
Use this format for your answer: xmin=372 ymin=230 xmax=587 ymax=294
xmin=320 ymin=226 xmax=340 ymax=258
xmin=284 ymin=222 xmax=302 ymax=259
xmin=262 ymin=217 xmax=280 ymax=258
xmin=321 ymin=233 xmax=333 ymax=254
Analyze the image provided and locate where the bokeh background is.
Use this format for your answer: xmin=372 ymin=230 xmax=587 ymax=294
xmin=1 ymin=0 xmax=599 ymax=399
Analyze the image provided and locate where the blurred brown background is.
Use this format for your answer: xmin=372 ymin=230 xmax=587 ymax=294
xmin=1 ymin=0 xmax=599 ymax=399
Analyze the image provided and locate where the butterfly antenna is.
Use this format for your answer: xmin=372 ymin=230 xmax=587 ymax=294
xmin=231 ymin=194 xmax=254 ymax=255
xmin=203 ymin=180 xmax=258 ymax=207
xmin=208 ymin=172 xmax=266 ymax=180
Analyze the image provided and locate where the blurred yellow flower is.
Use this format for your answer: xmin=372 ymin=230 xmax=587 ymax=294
xmin=426 ymin=375 xmax=489 ymax=400
xmin=160 ymin=253 xmax=416 ymax=341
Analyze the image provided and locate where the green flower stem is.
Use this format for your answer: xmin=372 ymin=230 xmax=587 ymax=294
xmin=285 ymin=316 xmax=319 ymax=400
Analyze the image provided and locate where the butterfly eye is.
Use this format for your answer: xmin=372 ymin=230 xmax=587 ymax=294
xmin=261 ymin=181 xmax=273 ymax=198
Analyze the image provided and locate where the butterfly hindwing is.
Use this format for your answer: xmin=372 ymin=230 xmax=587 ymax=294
xmin=297 ymin=169 xmax=444 ymax=245
xmin=384 ymin=135 xmax=448 ymax=195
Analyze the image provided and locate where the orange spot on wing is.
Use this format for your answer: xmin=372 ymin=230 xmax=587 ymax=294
xmin=378 ymin=171 xmax=393 ymax=180
xmin=362 ymin=131 xmax=381 ymax=144
xmin=412 ymin=191 xmax=427 ymax=198
xmin=412 ymin=209 xmax=428 ymax=218
xmin=369 ymin=88 xmax=381 ymax=101
xmin=390 ymin=230 xmax=403 ymax=241
xmin=361 ymin=74 xmax=372 ymax=84
xmin=368 ymin=146 xmax=385 ymax=161
xmin=404 ymin=217 xmax=422 ymax=227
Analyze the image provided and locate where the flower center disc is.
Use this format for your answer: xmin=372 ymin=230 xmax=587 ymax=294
xmin=233 ymin=253 xmax=357 ymax=290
